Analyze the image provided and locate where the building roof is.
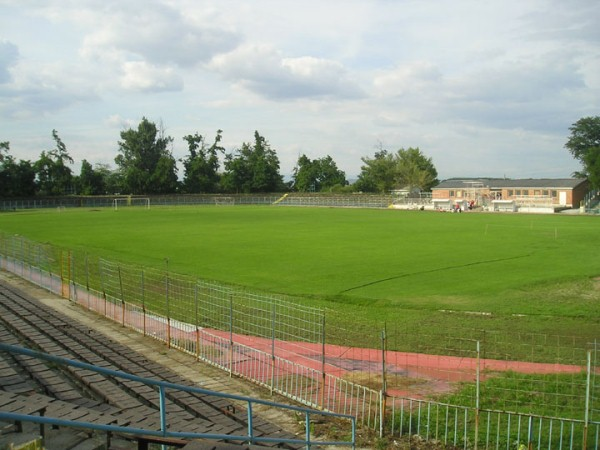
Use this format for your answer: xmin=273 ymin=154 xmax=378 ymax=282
xmin=433 ymin=178 xmax=588 ymax=190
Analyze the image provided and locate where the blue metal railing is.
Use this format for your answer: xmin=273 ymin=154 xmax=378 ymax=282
xmin=0 ymin=344 xmax=356 ymax=449
xmin=583 ymin=189 xmax=600 ymax=212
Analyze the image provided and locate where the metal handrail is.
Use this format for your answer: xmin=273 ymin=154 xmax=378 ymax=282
xmin=0 ymin=343 xmax=356 ymax=449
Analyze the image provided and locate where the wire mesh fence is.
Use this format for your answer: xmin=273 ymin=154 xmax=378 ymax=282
xmin=0 ymin=232 xmax=599 ymax=448
xmin=0 ymin=193 xmax=394 ymax=211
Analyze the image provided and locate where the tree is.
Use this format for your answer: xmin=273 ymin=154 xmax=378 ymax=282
xmin=95 ymin=164 xmax=124 ymax=195
xmin=354 ymin=149 xmax=398 ymax=193
xmin=396 ymin=147 xmax=439 ymax=192
xmin=293 ymin=154 xmax=346 ymax=192
xmin=115 ymin=118 xmax=178 ymax=194
xmin=565 ymin=116 xmax=600 ymax=188
xmin=0 ymin=141 xmax=9 ymax=160
xmin=181 ymin=130 xmax=224 ymax=193
xmin=354 ymin=146 xmax=438 ymax=193
xmin=34 ymin=130 xmax=74 ymax=195
xmin=317 ymin=155 xmax=347 ymax=190
xmin=0 ymin=142 xmax=36 ymax=197
xmin=222 ymin=131 xmax=285 ymax=193
xmin=151 ymin=154 xmax=179 ymax=194
xmin=12 ymin=159 xmax=36 ymax=196
xmin=293 ymin=154 xmax=317 ymax=192
xmin=77 ymin=160 xmax=106 ymax=195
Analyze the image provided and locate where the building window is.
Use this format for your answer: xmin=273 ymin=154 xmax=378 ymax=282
xmin=515 ymin=189 xmax=521 ymax=195
xmin=551 ymin=190 xmax=557 ymax=197
xmin=449 ymin=190 xmax=454 ymax=196
xmin=508 ymin=190 xmax=513 ymax=197
xmin=542 ymin=190 xmax=549 ymax=196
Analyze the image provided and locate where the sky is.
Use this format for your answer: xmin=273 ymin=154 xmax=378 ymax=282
xmin=0 ymin=0 xmax=598 ymax=181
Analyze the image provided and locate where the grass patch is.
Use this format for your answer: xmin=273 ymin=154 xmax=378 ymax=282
xmin=437 ymin=370 xmax=591 ymax=419
xmin=0 ymin=205 xmax=598 ymax=360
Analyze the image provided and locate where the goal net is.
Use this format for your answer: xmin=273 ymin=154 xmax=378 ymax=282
xmin=112 ymin=197 xmax=150 ymax=210
xmin=214 ymin=196 xmax=235 ymax=206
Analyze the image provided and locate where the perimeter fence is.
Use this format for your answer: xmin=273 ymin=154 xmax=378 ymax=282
xmin=0 ymin=233 xmax=598 ymax=449
xmin=0 ymin=193 xmax=395 ymax=211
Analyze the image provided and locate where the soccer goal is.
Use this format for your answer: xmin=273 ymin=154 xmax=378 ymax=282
xmin=112 ymin=197 xmax=150 ymax=210
xmin=214 ymin=196 xmax=235 ymax=206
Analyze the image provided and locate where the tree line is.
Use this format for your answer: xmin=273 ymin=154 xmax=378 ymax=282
xmin=2 ymin=115 xmax=596 ymax=198
xmin=0 ymin=117 xmax=439 ymax=198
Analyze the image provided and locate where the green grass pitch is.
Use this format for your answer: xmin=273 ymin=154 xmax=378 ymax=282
xmin=1 ymin=205 xmax=599 ymax=342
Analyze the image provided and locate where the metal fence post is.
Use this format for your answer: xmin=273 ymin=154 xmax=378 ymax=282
xmin=474 ymin=340 xmax=480 ymax=450
xmin=118 ymin=266 xmax=125 ymax=327
xmin=584 ymin=350 xmax=591 ymax=449
xmin=195 ymin=284 xmax=200 ymax=360
xmin=141 ymin=269 xmax=146 ymax=336
xmin=59 ymin=250 xmax=65 ymax=298
xmin=99 ymin=260 xmax=107 ymax=317
xmin=270 ymin=301 xmax=275 ymax=395
xmin=527 ymin=415 xmax=533 ymax=449
xmin=70 ymin=251 xmax=76 ymax=302
xmin=85 ymin=255 xmax=90 ymax=309
xmin=229 ymin=293 xmax=233 ymax=377
xmin=19 ymin=236 xmax=24 ymax=278
xmin=320 ymin=314 xmax=326 ymax=410
xmin=165 ymin=259 xmax=170 ymax=349
xmin=380 ymin=328 xmax=387 ymax=439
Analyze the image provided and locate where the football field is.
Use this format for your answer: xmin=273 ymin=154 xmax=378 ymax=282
xmin=1 ymin=205 xmax=599 ymax=341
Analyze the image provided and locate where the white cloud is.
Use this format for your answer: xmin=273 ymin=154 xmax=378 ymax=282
xmin=373 ymin=61 xmax=442 ymax=98
xmin=0 ymin=40 xmax=18 ymax=83
xmin=210 ymin=44 xmax=364 ymax=100
xmin=80 ymin=2 xmax=240 ymax=68
xmin=0 ymin=58 xmax=98 ymax=119
xmin=105 ymin=114 xmax=136 ymax=130
xmin=0 ymin=0 xmax=597 ymax=180
xmin=120 ymin=61 xmax=183 ymax=92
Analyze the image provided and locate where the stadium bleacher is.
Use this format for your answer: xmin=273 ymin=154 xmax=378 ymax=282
xmin=0 ymin=275 xmax=304 ymax=449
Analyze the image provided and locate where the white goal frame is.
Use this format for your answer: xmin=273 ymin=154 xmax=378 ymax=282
xmin=214 ymin=196 xmax=235 ymax=206
xmin=112 ymin=197 xmax=150 ymax=210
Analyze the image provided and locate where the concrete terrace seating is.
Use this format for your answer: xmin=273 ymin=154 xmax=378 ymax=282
xmin=0 ymin=279 xmax=302 ymax=449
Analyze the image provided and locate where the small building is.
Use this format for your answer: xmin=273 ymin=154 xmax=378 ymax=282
xmin=431 ymin=178 xmax=589 ymax=211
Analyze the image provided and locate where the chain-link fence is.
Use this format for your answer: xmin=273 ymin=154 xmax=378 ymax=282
xmin=0 ymin=233 xmax=598 ymax=448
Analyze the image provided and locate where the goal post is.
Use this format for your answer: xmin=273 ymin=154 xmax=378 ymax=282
xmin=112 ymin=197 xmax=150 ymax=210
xmin=214 ymin=196 xmax=235 ymax=206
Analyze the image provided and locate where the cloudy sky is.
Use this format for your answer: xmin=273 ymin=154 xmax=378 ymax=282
xmin=1 ymin=0 xmax=598 ymax=181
